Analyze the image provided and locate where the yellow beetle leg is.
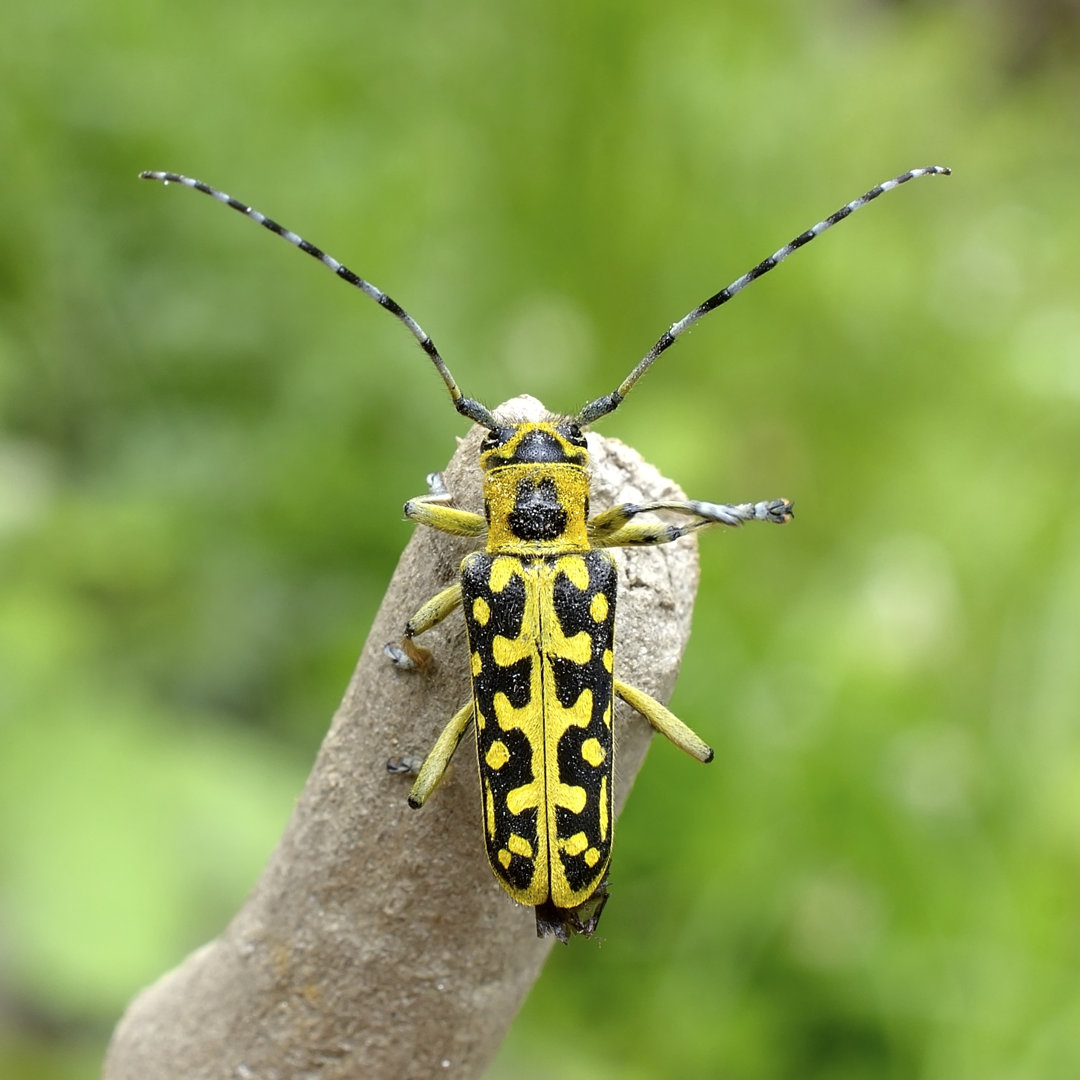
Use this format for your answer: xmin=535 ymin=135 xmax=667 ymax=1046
xmin=408 ymin=701 xmax=475 ymax=808
xmin=591 ymin=521 xmax=695 ymax=548
xmin=613 ymin=679 xmax=713 ymax=763
xmin=384 ymin=583 xmax=463 ymax=670
xmin=404 ymin=499 xmax=486 ymax=537
xmin=400 ymin=471 xmax=486 ymax=537
xmin=590 ymin=497 xmax=792 ymax=548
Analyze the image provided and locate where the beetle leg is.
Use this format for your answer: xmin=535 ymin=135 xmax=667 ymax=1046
xmin=613 ymin=679 xmax=713 ymax=763
xmin=384 ymin=583 xmax=464 ymax=669
xmin=398 ymin=471 xmax=486 ymax=536
xmin=386 ymin=755 xmax=425 ymax=775
xmin=406 ymin=701 xmax=475 ymax=808
xmin=404 ymin=494 xmax=487 ymax=538
xmin=589 ymin=497 xmax=792 ymax=548
xmin=423 ymin=471 xmax=451 ymax=501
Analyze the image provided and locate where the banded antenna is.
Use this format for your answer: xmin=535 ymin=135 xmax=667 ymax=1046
xmin=576 ymin=165 xmax=951 ymax=426
xmin=139 ymin=171 xmax=499 ymax=430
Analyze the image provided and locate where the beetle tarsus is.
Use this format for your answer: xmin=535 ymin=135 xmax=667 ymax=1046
xmin=383 ymin=638 xmax=432 ymax=670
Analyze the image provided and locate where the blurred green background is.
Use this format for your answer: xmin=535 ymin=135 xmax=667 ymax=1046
xmin=3 ymin=1 xmax=1080 ymax=1077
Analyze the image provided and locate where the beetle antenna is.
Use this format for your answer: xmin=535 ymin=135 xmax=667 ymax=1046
xmin=139 ymin=171 xmax=499 ymax=430
xmin=577 ymin=165 xmax=951 ymax=426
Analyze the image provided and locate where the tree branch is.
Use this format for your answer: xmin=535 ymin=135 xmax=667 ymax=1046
xmin=103 ymin=396 xmax=700 ymax=1080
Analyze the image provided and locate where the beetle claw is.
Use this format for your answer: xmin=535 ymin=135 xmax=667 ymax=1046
xmin=384 ymin=639 xmax=433 ymax=670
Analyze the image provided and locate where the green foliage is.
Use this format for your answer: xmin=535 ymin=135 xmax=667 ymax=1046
xmin=3 ymin=1 xmax=1080 ymax=1077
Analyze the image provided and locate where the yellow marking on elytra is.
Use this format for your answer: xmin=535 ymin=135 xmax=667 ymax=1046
xmin=603 ymin=648 xmax=613 ymax=673
xmin=493 ymin=633 xmax=534 ymax=667
xmin=507 ymin=782 xmax=542 ymax=816
xmin=489 ymin=557 xmax=518 ymax=593
xmin=540 ymin=679 xmax=595 ymax=812
xmin=472 ymin=596 xmax=490 ymax=625
xmin=485 ymin=781 xmax=496 ymax=838
xmin=599 ymin=775 xmax=609 ymax=840
xmin=581 ymin=737 xmax=606 ymax=767
xmin=584 ymin=847 xmax=601 ymax=868
xmin=589 ymin=592 xmax=609 ymax=622
xmin=562 ymin=832 xmax=589 ymax=856
xmin=471 ymin=651 xmax=482 ymax=676
xmin=493 ymin=690 xmax=533 ymax=733
xmin=557 ymin=630 xmax=591 ymax=664
xmin=485 ymin=739 xmax=510 ymax=770
xmin=498 ymin=849 xmax=512 ymax=869
xmin=561 ymin=829 xmax=587 ymax=855
xmin=552 ymin=780 xmax=587 ymax=815
xmin=555 ymin=555 xmax=590 ymax=591
xmin=508 ymin=834 xmax=533 ymax=858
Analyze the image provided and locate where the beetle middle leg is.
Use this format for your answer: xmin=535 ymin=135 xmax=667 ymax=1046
xmin=384 ymin=474 xmax=486 ymax=669
xmin=384 ymin=582 xmax=464 ymax=670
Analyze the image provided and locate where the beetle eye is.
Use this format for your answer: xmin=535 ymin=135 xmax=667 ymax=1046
xmin=482 ymin=426 xmax=513 ymax=449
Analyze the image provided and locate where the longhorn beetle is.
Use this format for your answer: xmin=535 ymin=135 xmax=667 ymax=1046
xmin=141 ymin=164 xmax=950 ymax=940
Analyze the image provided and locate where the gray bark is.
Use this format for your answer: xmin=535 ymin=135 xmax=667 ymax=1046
xmin=103 ymin=396 xmax=700 ymax=1080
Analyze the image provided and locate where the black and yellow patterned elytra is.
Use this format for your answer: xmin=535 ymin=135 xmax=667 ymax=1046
xmin=463 ymin=549 xmax=617 ymax=909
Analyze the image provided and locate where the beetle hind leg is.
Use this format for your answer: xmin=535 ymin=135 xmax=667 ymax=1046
xmin=614 ymin=679 xmax=713 ymax=763
xmin=386 ymin=755 xmax=425 ymax=775
xmin=401 ymin=700 xmax=475 ymax=809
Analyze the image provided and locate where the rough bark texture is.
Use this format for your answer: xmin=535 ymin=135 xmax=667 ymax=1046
xmin=102 ymin=396 xmax=700 ymax=1080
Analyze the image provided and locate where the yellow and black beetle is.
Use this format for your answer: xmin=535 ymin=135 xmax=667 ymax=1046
xmin=141 ymin=165 xmax=949 ymax=940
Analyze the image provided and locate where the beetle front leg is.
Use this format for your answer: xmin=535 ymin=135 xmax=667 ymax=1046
xmin=385 ymin=474 xmax=485 ymax=669
xmin=403 ymin=473 xmax=487 ymax=538
xmin=589 ymin=497 xmax=792 ymax=548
